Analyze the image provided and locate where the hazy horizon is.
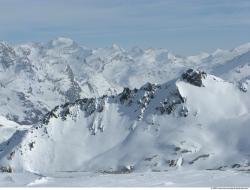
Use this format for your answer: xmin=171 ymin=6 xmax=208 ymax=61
xmin=1 ymin=0 xmax=250 ymax=55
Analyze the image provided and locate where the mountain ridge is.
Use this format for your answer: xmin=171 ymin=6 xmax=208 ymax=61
xmin=1 ymin=38 xmax=250 ymax=125
xmin=0 ymin=69 xmax=249 ymax=174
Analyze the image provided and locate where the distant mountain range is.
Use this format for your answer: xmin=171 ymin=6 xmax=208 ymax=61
xmin=0 ymin=38 xmax=250 ymax=174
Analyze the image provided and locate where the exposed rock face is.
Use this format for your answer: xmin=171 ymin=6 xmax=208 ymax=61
xmin=63 ymin=65 xmax=82 ymax=102
xmin=182 ymin=69 xmax=207 ymax=87
xmin=42 ymin=96 xmax=106 ymax=126
xmin=239 ymin=82 xmax=248 ymax=92
xmin=155 ymin=86 xmax=185 ymax=116
xmin=120 ymin=88 xmax=133 ymax=104
xmin=179 ymin=105 xmax=188 ymax=117
xmin=0 ymin=42 xmax=16 ymax=70
xmin=156 ymin=98 xmax=183 ymax=115
xmin=15 ymin=92 xmax=47 ymax=125
xmin=0 ymin=166 xmax=12 ymax=173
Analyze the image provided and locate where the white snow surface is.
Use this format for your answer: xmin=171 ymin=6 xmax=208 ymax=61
xmin=0 ymin=170 xmax=250 ymax=187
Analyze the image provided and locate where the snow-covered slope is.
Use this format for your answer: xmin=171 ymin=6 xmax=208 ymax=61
xmin=0 ymin=38 xmax=186 ymax=125
xmin=0 ymin=117 xmax=25 ymax=145
xmin=0 ymin=38 xmax=119 ymax=125
xmin=0 ymin=70 xmax=249 ymax=174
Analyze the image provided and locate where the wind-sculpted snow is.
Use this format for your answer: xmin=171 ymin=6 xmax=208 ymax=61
xmin=0 ymin=70 xmax=250 ymax=175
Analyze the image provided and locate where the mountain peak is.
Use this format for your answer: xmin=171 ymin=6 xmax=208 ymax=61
xmin=48 ymin=37 xmax=77 ymax=48
xmin=111 ymin=43 xmax=124 ymax=52
xmin=233 ymin=42 xmax=250 ymax=54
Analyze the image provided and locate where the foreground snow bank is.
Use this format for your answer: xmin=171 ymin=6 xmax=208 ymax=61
xmin=0 ymin=170 xmax=250 ymax=187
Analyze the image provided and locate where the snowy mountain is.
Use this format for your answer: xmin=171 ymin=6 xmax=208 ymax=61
xmin=1 ymin=38 xmax=250 ymax=126
xmin=0 ymin=38 xmax=250 ymax=181
xmin=0 ymin=69 xmax=250 ymax=175
xmin=0 ymin=38 xmax=116 ymax=125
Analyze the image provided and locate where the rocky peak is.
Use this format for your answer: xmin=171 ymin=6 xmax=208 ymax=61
xmin=48 ymin=37 xmax=77 ymax=49
xmin=181 ymin=69 xmax=207 ymax=87
xmin=0 ymin=42 xmax=16 ymax=70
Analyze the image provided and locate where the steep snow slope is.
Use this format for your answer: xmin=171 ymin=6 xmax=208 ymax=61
xmin=197 ymin=43 xmax=250 ymax=84
xmin=184 ymin=43 xmax=250 ymax=88
xmin=0 ymin=70 xmax=249 ymax=174
xmin=0 ymin=117 xmax=24 ymax=144
xmin=212 ymin=50 xmax=250 ymax=82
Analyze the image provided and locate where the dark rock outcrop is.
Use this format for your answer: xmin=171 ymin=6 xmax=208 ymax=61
xmin=182 ymin=69 xmax=207 ymax=87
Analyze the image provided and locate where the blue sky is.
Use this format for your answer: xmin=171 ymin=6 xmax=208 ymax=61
xmin=0 ymin=0 xmax=250 ymax=55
